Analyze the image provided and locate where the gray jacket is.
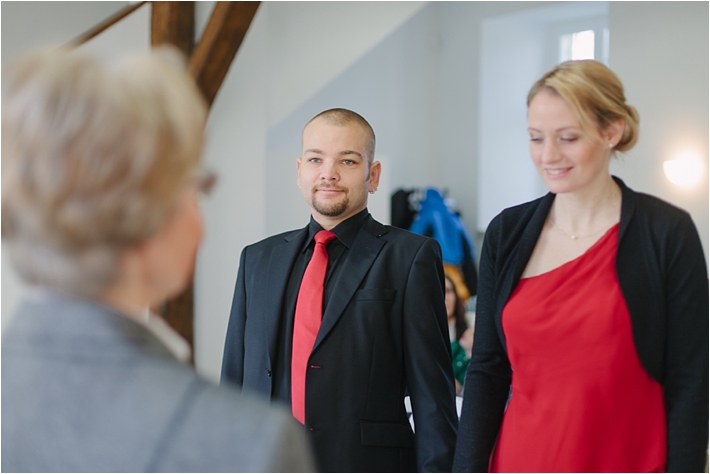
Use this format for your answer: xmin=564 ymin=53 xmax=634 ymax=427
xmin=2 ymin=292 xmax=315 ymax=472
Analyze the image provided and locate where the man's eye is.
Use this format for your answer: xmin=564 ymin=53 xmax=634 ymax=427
xmin=343 ymin=160 xmax=355 ymax=165
xmin=308 ymin=157 xmax=321 ymax=163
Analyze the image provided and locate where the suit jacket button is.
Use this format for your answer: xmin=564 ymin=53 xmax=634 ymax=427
xmin=266 ymin=368 xmax=272 ymax=377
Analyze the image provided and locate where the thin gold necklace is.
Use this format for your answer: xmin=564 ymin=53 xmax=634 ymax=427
xmin=552 ymin=221 xmax=609 ymax=240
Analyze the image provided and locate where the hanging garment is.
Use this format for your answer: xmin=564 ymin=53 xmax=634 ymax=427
xmin=409 ymin=188 xmax=477 ymax=295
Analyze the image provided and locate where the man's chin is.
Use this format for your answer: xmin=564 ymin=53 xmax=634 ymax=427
xmin=312 ymin=198 xmax=349 ymax=218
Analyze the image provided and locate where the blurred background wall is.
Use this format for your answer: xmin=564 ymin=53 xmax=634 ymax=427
xmin=2 ymin=1 xmax=707 ymax=383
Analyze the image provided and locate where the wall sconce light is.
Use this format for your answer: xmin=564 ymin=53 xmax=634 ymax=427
xmin=663 ymin=150 xmax=705 ymax=188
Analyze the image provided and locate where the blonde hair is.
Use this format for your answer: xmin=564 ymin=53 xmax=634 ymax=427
xmin=527 ymin=60 xmax=639 ymax=152
xmin=2 ymin=46 xmax=207 ymax=296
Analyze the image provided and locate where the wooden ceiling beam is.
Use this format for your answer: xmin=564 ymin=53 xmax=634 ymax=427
xmin=188 ymin=1 xmax=260 ymax=106
xmin=67 ymin=2 xmax=148 ymax=47
xmin=151 ymin=1 xmax=195 ymax=54
xmin=59 ymin=1 xmax=261 ymax=362
xmin=150 ymin=1 xmax=197 ymax=356
xmin=150 ymin=1 xmax=260 ymax=359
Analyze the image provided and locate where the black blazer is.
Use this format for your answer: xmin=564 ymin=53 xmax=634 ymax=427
xmin=454 ymin=177 xmax=708 ymax=472
xmin=222 ymin=214 xmax=458 ymax=472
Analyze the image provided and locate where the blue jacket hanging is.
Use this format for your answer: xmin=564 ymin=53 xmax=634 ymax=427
xmin=409 ymin=188 xmax=478 ymax=295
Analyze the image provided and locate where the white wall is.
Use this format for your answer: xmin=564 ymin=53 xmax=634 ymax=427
xmin=609 ymin=2 xmax=709 ymax=258
xmin=0 ymin=1 xmax=427 ymax=382
xmin=261 ymin=2 xmax=550 ymax=247
xmin=1 ymin=1 xmax=143 ymax=328
xmin=2 ymin=2 xmax=707 ymax=385
xmin=264 ymin=2 xmax=427 ymax=128
xmin=1 ymin=1 xmax=130 ymax=58
xmin=134 ymin=0 xmax=703 ymax=388
xmin=223 ymin=0 xmax=708 ymax=383
xmin=477 ymin=2 xmax=609 ymax=233
xmin=191 ymin=2 xmax=429 ymax=381
xmin=478 ymin=10 xmax=548 ymax=233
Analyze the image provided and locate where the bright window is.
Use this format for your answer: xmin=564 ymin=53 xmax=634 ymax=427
xmin=559 ymin=28 xmax=609 ymax=63
xmin=560 ymin=29 xmax=596 ymax=61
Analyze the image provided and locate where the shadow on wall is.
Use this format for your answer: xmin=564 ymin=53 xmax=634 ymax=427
xmin=263 ymin=1 xmax=479 ymax=236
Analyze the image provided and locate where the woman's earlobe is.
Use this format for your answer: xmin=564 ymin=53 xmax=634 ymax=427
xmin=609 ymin=119 xmax=625 ymax=144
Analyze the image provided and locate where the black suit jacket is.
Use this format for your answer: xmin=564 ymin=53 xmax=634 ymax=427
xmin=222 ymin=214 xmax=458 ymax=472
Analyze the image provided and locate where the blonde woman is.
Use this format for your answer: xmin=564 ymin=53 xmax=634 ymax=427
xmin=2 ymin=47 xmax=313 ymax=472
xmin=453 ymin=60 xmax=708 ymax=472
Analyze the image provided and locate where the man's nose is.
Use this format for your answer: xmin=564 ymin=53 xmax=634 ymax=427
xmin=320 ymin=162 xmax=339 ymax=181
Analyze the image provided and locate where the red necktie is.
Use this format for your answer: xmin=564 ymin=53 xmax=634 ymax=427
xmin=291 ymin=230 xmax=336 ymax=424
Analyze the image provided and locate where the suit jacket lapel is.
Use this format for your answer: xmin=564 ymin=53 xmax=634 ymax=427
xmin=262 ymin=227 xmax=309 ymax=359
xmin=313 ymin=217 xmax=388 ymax=351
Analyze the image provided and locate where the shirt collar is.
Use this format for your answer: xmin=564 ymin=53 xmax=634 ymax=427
xmin=303 ymin=208 xmax=370 ymax=252
xmin=142 ymin=312 xmax=192 ymax=363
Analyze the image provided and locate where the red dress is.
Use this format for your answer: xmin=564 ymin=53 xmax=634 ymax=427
xmin=491 ymin=224 xmax=667 ymax=472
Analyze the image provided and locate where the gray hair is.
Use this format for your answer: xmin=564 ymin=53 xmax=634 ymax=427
xmin=2 ymin=46 xmax=207 ymax=296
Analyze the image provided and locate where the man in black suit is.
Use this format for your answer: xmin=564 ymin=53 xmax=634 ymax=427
xmin=222 ymin=108 xmax=457 ymax=472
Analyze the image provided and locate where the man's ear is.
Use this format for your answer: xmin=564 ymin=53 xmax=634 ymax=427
xmin=369 ymin=161 xmax=382 ymax=191
xmin=296 ymin=157 xmax=302 ymax=188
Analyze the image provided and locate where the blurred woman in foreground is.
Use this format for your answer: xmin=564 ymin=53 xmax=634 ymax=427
xmin=1 ymin=47 xmax=313 ymax=472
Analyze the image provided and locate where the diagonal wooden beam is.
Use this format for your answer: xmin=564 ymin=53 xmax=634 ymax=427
xmin=151 ymin=1 xmax=195 ymax=54
xmin=188 ymin=1 xmax=260 ymax=106
xmin=61 ymin=1 xmax=260 ymax=362
xmin=150 ymin=1 xmax=197 ymax=357
xmin=67 ymin=2 xmax=148 ymax=47
xmin=150 ymin=1 xmax=259 ymax=359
